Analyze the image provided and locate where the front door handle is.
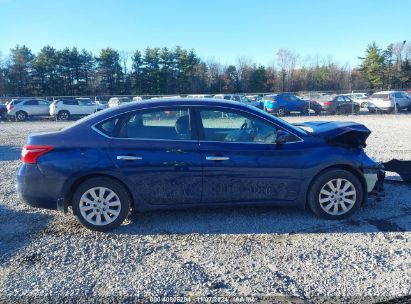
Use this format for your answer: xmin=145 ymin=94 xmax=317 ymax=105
xmin=206 ymin=156 xmax=230 ymax=161
xmin=117 ymin=155 xmax=142 ymax=161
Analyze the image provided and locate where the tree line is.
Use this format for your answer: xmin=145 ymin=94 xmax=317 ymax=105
xmin=0 ymin=41 xmax=410 ymax=97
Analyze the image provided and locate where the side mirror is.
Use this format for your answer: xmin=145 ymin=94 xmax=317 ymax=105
xmin=275 ymin=130 xmax=290 ymax=144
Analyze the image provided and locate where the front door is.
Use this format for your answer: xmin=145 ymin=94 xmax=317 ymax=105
xmin=195 ymin=107 xmax=305 ymax=205
xmin=107 ymin=107 xmax=202 ymax=206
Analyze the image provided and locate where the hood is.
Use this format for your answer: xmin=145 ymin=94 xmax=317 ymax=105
xmin=294 ymin=121 xmax=371 ymax=147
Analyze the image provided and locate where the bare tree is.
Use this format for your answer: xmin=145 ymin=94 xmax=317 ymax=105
xmin=276 ymin=48 xmax=298 ymax=91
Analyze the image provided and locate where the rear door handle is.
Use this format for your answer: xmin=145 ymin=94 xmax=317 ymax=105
xmin=206 ymin=156 xmax=230 ymax=161
xmin=117 ymin=155 xmax=142 ymax=161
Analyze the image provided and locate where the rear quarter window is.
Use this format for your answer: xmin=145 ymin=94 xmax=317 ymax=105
xmin=95 ymin=116 xmax=123 ymax=136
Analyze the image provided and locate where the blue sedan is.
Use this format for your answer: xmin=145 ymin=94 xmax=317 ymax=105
xmin=17 ymin=98 xmax=384 ymax=231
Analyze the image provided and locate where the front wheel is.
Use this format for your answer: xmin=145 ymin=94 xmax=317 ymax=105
xmin=57 ymin=110 xmax=70 ymax=120
xmin=277 ymin=107 xmax=286 ymax=116
xmin=72 ymin=177 xmax=131 ymax=231
xmin=308 ymin=169 xmax=363 ymax=220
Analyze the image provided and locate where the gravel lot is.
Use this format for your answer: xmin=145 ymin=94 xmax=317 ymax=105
xmin=0 ymin=114 xmax=410 ymax=303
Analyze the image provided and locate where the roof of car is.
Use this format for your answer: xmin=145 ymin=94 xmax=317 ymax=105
xmin=94 ymin=98 xmax=255 ymax=120
xmin=123 ymin=97 xmax=243 ymax=108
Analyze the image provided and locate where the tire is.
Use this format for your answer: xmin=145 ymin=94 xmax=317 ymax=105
xmin=308 ymin=169 xmax=363 ymax=220
xmin=57 ymin=110 xmax=70 ymax=120
xmin=72 ymin=177 xmax=132 ymax=231
xmin=15 ymin=111 xmax=28 ymax=122
xmin=361 ymin=101 xmax=368 ymax=108
xmin=277 ymin=107 xmax=286 ymax=116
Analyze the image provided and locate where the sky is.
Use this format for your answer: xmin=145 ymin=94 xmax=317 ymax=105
xmin=0 ymin=0 xmax=410 ymax=68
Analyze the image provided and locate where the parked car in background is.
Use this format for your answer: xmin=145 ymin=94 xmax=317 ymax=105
xmin=214 ymin=94 xmax=263 ymax=109
xmin=342 ymin=93 xmax=370 ymax=108
xmin=262 ymin=93 xmax=309 ymax=116
xmin=301 ymin=92 xmax=329 ymax=100
xmin=17 ymin=98 xmax=384 ymax=231
xmin=367 ymin=91 xmax=411 ymax=113
xmin=308 ymin=100 xmax=324 ymax=115
xmin=132 ymin=96 xmax=143 ymax=101
xmin=107 ymin=97 xmax=132 ymax=108
xmin=299 ymin=97 xmax=323 ymax=115
xmin=213 ymin=94 xmax=247 ymax=102
xmin=50 ymin=98 xmax=105 ymax=120
xmin=95 ymin=99 xmax=109 ymax=108
xmin=186 ymin=94 xmax=214 ymax=98
xmin=7 ymin=98 xmax=51 ymax=121
xmin=317 ymin=95 xmax=360 ymax=115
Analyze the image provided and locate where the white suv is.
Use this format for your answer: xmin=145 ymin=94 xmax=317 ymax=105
xmin=367 ymin=91 xmax=411 ymax=113
xmin=50 ymin=98 xmax=104 ymax=120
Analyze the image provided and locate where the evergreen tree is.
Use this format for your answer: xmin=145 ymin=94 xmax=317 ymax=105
xmin=360 ymin=43 xmax=385 ymax=89
xmin=96 ymin=48 xmax=123 ymax=94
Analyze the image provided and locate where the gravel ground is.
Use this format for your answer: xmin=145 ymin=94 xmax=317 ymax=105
xmin=0 ymin=114 xmax=410 ymax=303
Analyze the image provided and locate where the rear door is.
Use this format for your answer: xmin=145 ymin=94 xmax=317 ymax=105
xmin=105 ymin=107 xmax=202 ymax=206
xmin=23 ymin=99 xmax=40 ymax=116
xmin=195 ymin=107 xmax=305 ymax=205
xmin=37 ymin=99 xmax=50 ymax=115
xmin=78 ymin=99 xmax=95 ymax=115
xmin=396 ymin=92 xmax=408 ymax=108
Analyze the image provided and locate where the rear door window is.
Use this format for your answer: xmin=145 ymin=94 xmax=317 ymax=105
xmin=118 ymin=108 xmax=192 ymax=140
xmin=37 ymin=99 xmax=50 ymax=105
xmin=63 ymin=100 xmax=78 ymax=106
xmin=25 ymin=100 xmax=39 ymax=106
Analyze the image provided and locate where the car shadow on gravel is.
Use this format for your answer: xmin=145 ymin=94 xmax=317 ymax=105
xmin=0 ymin=204 xmax=51 ymax=263
xmin=0 ymin=145 xmax=21 ymax=161
xmin=116 ymin=185 xmax=410 ymax=235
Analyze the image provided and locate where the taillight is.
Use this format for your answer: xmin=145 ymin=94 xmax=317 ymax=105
xmin=384 ymin=95 xmax=392 ymax=101
xmin=7 ymin=104 xmax=13 ymax=111
xmin=324 ymin=101 xmax=333 ymax=105
xmin=21 ymin=145 xmax=54 ymax=164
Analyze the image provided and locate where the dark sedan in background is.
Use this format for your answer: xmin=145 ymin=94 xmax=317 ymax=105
xmin=318 ymin=95 xmax=360 ymax=115
xmin=17 ymin=98 xmax=384 ymax=231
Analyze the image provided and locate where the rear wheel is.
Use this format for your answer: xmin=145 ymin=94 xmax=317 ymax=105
xmin=72 ymin=177 xmax=131 ymax=231
xmin=15 ymin=111 xmax=28 ymax=121
xmin=308 ymin=169 xmax=363 ymax=220
xmin=277 ymin=107 xmax=286 ymax=116
xmin=57 ymin=110 xmax=70 ymax=120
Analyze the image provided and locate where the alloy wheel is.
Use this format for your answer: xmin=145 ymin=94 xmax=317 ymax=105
xmin=59 ymin=112 xmax=69 ymax=120
xmin=79 ymin=187 xmax=121 ymax=226
xmin=318 ymin=178 xmax=356 ymax=216
xmin=16 ymin=112 xmax=26 ymax=121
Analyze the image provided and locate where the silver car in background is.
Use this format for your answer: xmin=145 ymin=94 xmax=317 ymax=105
xmin=107 ymin=97 xmax=132 ymax=108
xmin=7 ymin=98 xmax=51 ymax=121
